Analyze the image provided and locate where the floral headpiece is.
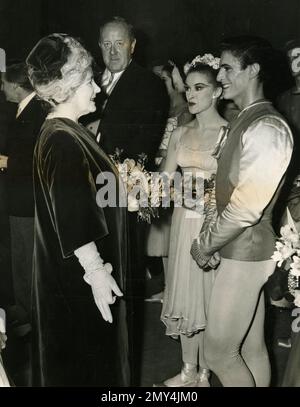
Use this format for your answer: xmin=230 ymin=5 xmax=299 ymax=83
xmin=184 ymin=53 xmax=220 ymax=75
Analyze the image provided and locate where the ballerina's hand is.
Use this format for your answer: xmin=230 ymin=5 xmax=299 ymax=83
xmin=207 ymin=252 xmax=220 ymax=269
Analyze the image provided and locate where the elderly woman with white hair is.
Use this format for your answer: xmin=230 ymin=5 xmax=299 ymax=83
xmin=26 ymin=33 xmax=129 ymax=386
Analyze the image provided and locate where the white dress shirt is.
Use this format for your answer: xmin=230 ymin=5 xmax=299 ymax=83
xmin=16 ymin=91 xmax=36 ymax=118
xmin=101 ymin=69 xmax=124 ymax=96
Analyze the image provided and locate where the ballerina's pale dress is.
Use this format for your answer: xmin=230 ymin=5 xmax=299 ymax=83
xmin=146 ymin=117 xmax=178 ymax=257
xmin=161 ymin=127 xmax=217 ymax=336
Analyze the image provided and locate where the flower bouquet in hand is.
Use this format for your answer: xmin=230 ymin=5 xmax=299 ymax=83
xmin=271 ymin=219 xmax=300 ymax=306
xmin=110 ymin=149 xmax=166 ymax=223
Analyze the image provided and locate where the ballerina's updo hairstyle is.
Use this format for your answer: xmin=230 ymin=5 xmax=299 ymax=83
xmin=26 ymin=33 xmax=93 ymax=107
xmin=185 ymin=62 xmax=220 ymax=88
xmin=184 ymin=54 xmax=221 ymax=89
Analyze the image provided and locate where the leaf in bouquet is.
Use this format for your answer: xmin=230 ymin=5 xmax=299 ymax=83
xmin=137 ymin=206 xmax=159 ymax=223
xmin=284 ymin=257 xmax=293 ymax=270
xmin=109 ymin=148 xmax=125 ymax=168
xmin=137 ymin=208 xmax=150 ymax=223
xmin=115 ymin=147 xmax=124 ymax=158
xmin=137 ymin=152 xmax=148 ymax=167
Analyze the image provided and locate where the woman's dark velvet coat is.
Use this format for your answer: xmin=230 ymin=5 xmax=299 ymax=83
xmin=32 ymin=118 xmax=129 ymax=386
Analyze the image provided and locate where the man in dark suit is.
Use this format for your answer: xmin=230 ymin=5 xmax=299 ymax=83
xmin=93 ymin=17 xmax=169 ymax=293
xmin=95 ymin=16 xmax=169 ymax=171
xmin=0 ymin=63 xmax=46 ymax=339
xmin=92 ymin=17 xmax=169 ymax=385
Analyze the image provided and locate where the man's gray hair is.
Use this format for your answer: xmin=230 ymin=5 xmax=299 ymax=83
xmin=99 ymin=16 xmax=135 ymax=43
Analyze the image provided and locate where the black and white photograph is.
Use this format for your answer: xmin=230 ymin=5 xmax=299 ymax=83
xmin=0 ymin=0 xmax=300 ymax=391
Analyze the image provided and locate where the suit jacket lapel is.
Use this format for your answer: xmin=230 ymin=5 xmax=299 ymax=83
xmin=102 ymin=62 xmax=137 ymax=112
xmin=17 ymin=96 xmax=38 ymax=121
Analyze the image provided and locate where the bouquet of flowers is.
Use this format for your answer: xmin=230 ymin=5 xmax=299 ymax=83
xmin=109 ymin=149 xmax=166 ymax=223
xmin=271 ymin=216 xmax=300 ymax=307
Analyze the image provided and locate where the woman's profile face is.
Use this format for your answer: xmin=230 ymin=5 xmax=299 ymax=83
xmin=70 ymin=69 xmax=100 ymax=117
xmin=185 ymin=71 xmax=218 ymax=115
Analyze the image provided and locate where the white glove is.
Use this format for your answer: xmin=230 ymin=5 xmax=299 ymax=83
xmin=74 ymin=242 xmax=123 ymax=323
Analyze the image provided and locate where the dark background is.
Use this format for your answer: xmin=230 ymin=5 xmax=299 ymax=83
xmin=1 ymin=0 xmax=300 ymax=68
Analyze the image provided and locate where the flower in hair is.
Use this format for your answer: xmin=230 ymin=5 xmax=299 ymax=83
xmin=184 ymin=53 xmax=220 ymax=74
